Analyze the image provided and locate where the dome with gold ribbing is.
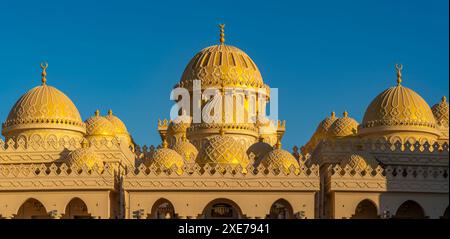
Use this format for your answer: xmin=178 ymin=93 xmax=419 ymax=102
xmin=66 ymin=140 xmax=103 ymax=170
xmin=152 ymin=139 xmax=184 ymax=174
xmin=260 ymin=140 xmax=300 ymax=175
xmin=84 ymin=110 xmax=115 ymax=138
xmin=2 ymin=63 xmax=86 ymax=140
xmin=327 ymin=111 xmax=359 ymax=138
xmin=196 ymin=129 xmax=250 ymax=168
xmin=358 ymin=64 xmax=440 ymax=140
xmin=171 ymin=135 xmax=198 ymax=162
xmin=177 ymin=24 xmax=266 ymax=90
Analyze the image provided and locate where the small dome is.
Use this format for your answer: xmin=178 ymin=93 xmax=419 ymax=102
xmin=247 ymin=139 xmax=273 ymax=163
xmin=85 ymin=110 xmax=116 ymax=137
xmin=2 ymin=64 xmax=85 ymax=138
xmin=171 ymin=137 xmax=199 ymax=162
xmin=152 ymin=141 xmax=184 ymax=173
xmin=431 ymin=96 xmax=449 ymax=128
xmin=67 ymin=146 xmax=103 ymax=170
xmin=359 ymin=65 xmax=439 ymax=139
xmin=327 ymin=111 xmax=359 ymax=138
xmin=316 ymin=111 xmax=338 ymax=137
xmin=105 ymin=109 xmax=129 ymax=135
xmin=340 ymin=152 xmax=378 ymax=171
xmin=260 ymin=147 xmax=300 ymax=174
xmin=197 ymin=133 xmax=249 ymax=167
xmin=303 ymin=112 xmax=338 ymax=154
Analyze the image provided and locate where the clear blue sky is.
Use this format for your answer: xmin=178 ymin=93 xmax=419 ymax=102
xmin=0 ymin=0 xmax=448 ymax=150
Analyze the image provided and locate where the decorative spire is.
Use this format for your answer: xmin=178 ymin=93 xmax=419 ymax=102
xmin=162 ymin=139 xmax=168 ymax=148
xmin=442 ymin=96 xmax=447 ymax=103
xmin=331 ymin=111 xmax=336 ymax=118
xmin=94 ymin=109 xmax=100 ymax=117
xmin=343 ymin=111 xmax=348 ymax=117
xmin=395 ymin=63 xmax=403 ymax=86
xmin=40 ymin=62 xmax=48 ymax=85
xmin=275 ymin=138 xmax=282 ymax=149
xmin=219 ymin=24 xmax=225 ymax=45
xmin=108 ymin=109 xmax=113 ymax=116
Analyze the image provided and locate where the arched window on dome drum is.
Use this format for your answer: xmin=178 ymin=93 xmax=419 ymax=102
xmin=394 ymin=200 xmax=426 ymax=219
xmin=63 ymin=198 xmax=91 ymax=219
xmin=351 ymin=199 xmax=379 ymax=219
xmin=15 ymin=198 xmax=49 ymax=219
xmin=267 ymin=199 xmax=294 ymax=219
xmin=149 ymin=198 xmax=176 ymax=219
xmin=201 ymin=198 xmax=243 ymax=219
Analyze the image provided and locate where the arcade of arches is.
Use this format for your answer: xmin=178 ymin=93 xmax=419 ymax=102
xmin=0 ymin=25 xmax=448 ymax=219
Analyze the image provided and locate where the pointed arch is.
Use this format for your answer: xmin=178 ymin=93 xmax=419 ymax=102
xmin=201 ymin=198 xmax=244 ymax=219
xmin=267 ymin=198 xmax=294 ymax=219
xmin=14 ymin=198 xmax=49 ymax=219
xmin=149 ymin=198 xmax=176 ymax=219
xmin=63 ymin=197 xmax=91 ymax=219
xmin=394 ymin=200 xmax=425 ymax=219
xmin=351 ymin=199 xmax=378 ymax=219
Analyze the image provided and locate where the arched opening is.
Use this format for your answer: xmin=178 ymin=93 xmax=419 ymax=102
xmin=14 ymin=198 xmax=49 ymax=219
xmin=149 ymin=198 xmax=176 ymax=219
xmin=63 ymin=198 xmax=91 ymax=219
xmin=394 ymin=200 xmax=425 ymax=219
xmin=351 ymin=199 xmax=378 ymax=219
xmin=267 ymin=199 xmax=294 ymax=219
xmin=441 ymin=206 xmax=449 ymax=219
xmin=201 ymin=198 xmax=244 ymax=219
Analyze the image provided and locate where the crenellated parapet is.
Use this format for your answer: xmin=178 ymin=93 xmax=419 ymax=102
xmin=0 ymin=136 xmax=134 ymax=166
xmin=310 ymin=138 xmax=449 ymax=167
xmin=0 ymin=162 xmax=116 ymax=191
xmin=326 ymin=164 xmax=449 ymax=193
xmin=123 ymin=162 xmax=320 ymax=192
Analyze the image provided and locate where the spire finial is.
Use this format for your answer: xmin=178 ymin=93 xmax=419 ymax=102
xmin=108 ymin=109 xmax=113 ymax=116
xmin=95 ymin=109 xmax=100 ymax=117
xmin=331 ymin=111 xmax=336 ymax=118
xmin=219 ymin=24 xmax=225 ymax=45
xmin=442 ymin=96 xmax=447 ymax=103
xmin=162 ymin=139 xmax=168 ymax=148
xmin=395 ymin=63 xmax=403 ymax=85
xmin=343 ymin=111 xmax=348 ymax=117
xmin=275 ymin=138 xmax=282 ymax=149
xmin=40 ymin=62 xmax=48 ymax=85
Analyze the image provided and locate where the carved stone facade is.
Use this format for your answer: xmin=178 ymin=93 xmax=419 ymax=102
xmin=0 ymin=26 xmax=448 ymax=219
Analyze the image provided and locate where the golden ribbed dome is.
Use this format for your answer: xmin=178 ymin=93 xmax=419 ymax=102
xmin=316 ymin=111 xmax=338 ymax=137
xmin=197 ymin=133 xmax=249 ymax=167
xmin=260 ymin=146 xmax=300 ymax=174
xmin=431 ymin=96 xmax=449 ymax=128
xmin=340 ymin=152 xmax=378 ymax=171
xmin=67 ymin=146 xmax=103 ymax=170
xmin=2 ymin=64 xmax=85 ymax=137
xmin=247 ymin=139 xmax=273 ymax=163
xmin=171 ymin=137 xmax=198 ymax=162
xmin=359 ymin=65 xmax=439 ymax=138
xmin=105 ymin=109 xmax=129 ymax=135
xmin=327 ymin=111 xmax=359 ymax=138
xmin=152 ymin=141 xmax=184 ymax=174
xmin=85 ymin=110 xmax=115 ymax=137
xmin=177 ymin=25 xmax=264 ymax=90
xmin=302 ymin=112 xmax=338 ymax=154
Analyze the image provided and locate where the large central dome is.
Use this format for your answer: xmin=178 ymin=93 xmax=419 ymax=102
xmin=177 ymin=25 xmax=264 ymax=90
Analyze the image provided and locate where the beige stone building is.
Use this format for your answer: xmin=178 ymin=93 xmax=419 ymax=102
xmin=0 ymin=27 xmax=448 ymax=219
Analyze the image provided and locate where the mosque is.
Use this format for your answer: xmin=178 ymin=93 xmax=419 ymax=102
xmin=0 ymin=25 xmax=448 ymax=219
